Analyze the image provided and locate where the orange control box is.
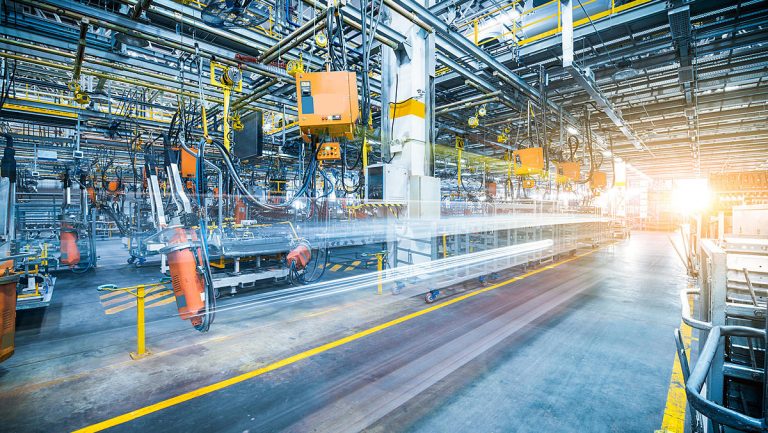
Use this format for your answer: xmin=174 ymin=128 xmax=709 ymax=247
xmin=317 ymin=142 xmax=341 ymax=161
xmin=180 ymin=147 xmax=198 ymax=178
xmin=556 ymin=161 xmax=581 ymax=181
xmin=591 ymin=171 xmax=607 ymax=189
xmin=513 ymin=147 xmax=544 ymax=176
xmin=296 ymin=71 xmax=359 ymax=140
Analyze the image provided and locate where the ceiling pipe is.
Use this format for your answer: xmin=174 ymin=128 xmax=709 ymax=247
xmin=381 ymin=0 xmax=433 ymax=33
xmin=436 ymin=93 xmax=499 ymax=112
xmin=231 ymin=79 xmax=280 ymax=111
xmin=259 ymin=12 xmax=328 ymax=64
xmin=0 ymin=37 xmax=176 ymax=84
xmin=71 ymin=18 xmax=89 ymax=82
xmin=0 ymin=52 xmax=228 ymax=105
xmin=436 ymin=97 xmax=499 ymax=115
xmin=18 ymin=0 xmax=286 ymax=80
xmin=297 ymin=0 xmax=401 ymax=49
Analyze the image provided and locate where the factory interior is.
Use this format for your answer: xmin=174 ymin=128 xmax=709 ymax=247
xmin=0 ymin=0 xmax=766 ymax=432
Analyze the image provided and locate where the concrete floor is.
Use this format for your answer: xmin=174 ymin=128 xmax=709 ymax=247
xmin=0 ymin=232 xmax=685 ymax=432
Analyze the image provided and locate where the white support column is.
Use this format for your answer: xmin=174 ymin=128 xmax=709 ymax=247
xmin=384 ymin=0 xmax=439 ymax=270
xmin=561 ymin=0 xmax=574 ymax=68
xmin=386 ymin=11 xmax=430 ymax=177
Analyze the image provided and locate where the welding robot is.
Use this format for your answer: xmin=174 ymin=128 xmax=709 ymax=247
xmin=151 ymin=142 xmax=216 ymax=332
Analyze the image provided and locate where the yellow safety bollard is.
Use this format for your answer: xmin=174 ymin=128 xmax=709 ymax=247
xmin=131 ymin=284 xmax=148 ymax=360
xmin=376 ymin=253 xmax=384 ymax=295
xmin=98 ymin=283 xmax=161 ymax=360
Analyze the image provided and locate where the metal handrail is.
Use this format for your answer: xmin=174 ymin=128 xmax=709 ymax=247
xmin=685 ymin=325 xmax=767 ymax=432
xmin=680 ymin=289 xmax=713 ymax=330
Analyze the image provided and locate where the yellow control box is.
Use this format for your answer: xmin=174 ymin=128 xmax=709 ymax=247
xmin=296 ymin=71 xmax=359 ymax=140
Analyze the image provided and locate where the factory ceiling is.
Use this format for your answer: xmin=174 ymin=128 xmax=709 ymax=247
xmin=0 ymin=0 xmax=766 ymax=179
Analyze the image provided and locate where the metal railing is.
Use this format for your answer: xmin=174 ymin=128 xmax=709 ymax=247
xmin=678 ymin=236 xmax=768 ymax=432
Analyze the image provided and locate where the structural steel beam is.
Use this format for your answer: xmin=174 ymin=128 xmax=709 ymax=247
xmin=387 ymin=0 xmax=639 ymax=170
xmin=561 ymin=0 xmax=650 ymax=155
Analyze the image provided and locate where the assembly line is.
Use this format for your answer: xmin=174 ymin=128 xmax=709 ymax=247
xmin=0 ymin=0 xmax=767 ymax=432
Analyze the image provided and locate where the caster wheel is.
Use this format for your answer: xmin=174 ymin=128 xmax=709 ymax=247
xmin=127 ymin=257 xmax=135 ymax=264
xmin=425 ymin=290 xmax=439 ymax=304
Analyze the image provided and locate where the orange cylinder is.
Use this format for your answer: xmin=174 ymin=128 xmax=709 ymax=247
xmin=107 ymin=181 xmax=120 ymax=193
xmin=0 ymin=261 xmax=19 ymax=363
xmin=286 ymin=244 xmax=311 ymax=270
xmin=60 ymin=226 xmax=81 ymax=267
xmin=167 ymin=229 xmax=206 ymax=326
xmin=234 ymin=198 xmax=247 ymax=223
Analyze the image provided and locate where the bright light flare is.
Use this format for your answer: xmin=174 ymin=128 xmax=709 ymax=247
xmin=671 ymin=178 xmax=711 ymax=215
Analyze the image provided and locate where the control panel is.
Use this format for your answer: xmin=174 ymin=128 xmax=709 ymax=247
xmin=316 ymin=142 xmax=341 ymax=161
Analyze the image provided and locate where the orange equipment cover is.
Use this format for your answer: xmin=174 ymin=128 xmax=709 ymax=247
xmin=286 ymin=244 xmax=311 ymax=271
xmin=512 ymin=147 xmax=544 ymax=176
xmin=556 ymin=162 xmax=581 ymax=181
xmin=486 ymin=182 xmax=497 ymax=196
xmin=591 ymin=171 xmax=607 ymax=189
xmin=107 ymin=181 xmax=120 ymax=194
xmin=60 ymin=225 xmax=81 ymax=267
xmin=167 ymin=229 xmax=205 ymax=326
xmin=0 ymin=260 xmax=18 ymax=363
xmin=180 ymin=147 xmax=198 ymax=178
xmin=234 ymin=198 xmax=247 ymax=223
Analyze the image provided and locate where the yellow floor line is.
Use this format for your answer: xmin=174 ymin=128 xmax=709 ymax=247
xmin=100 ymin=286 xmax=168 ymax=307
xmin=73 ymin=247 xmax=600 ymax=433
xmin=303 ymin=306 xmax=340 ymax=318
xmin=5 ymin=299 xmax=376 ymax=398
xmin=344 ymin=260 xmax=363 ymax=271
xmin=656 ymin=294 xmax=693 ymax=433
xmin=104 ymin=291 xmax=173 ymax=315
xmin=146 ymin=296 xmax=177 ymax=309
xmin=330 ymin=264 xmax=343 ymax=272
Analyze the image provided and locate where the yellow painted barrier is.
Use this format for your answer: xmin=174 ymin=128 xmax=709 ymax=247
xmin=97 ymin=282 xmax=168 ymax=360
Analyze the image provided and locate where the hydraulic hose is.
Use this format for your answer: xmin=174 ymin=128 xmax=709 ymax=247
xmin=212 ymin=139 xmax=320 ymax=211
